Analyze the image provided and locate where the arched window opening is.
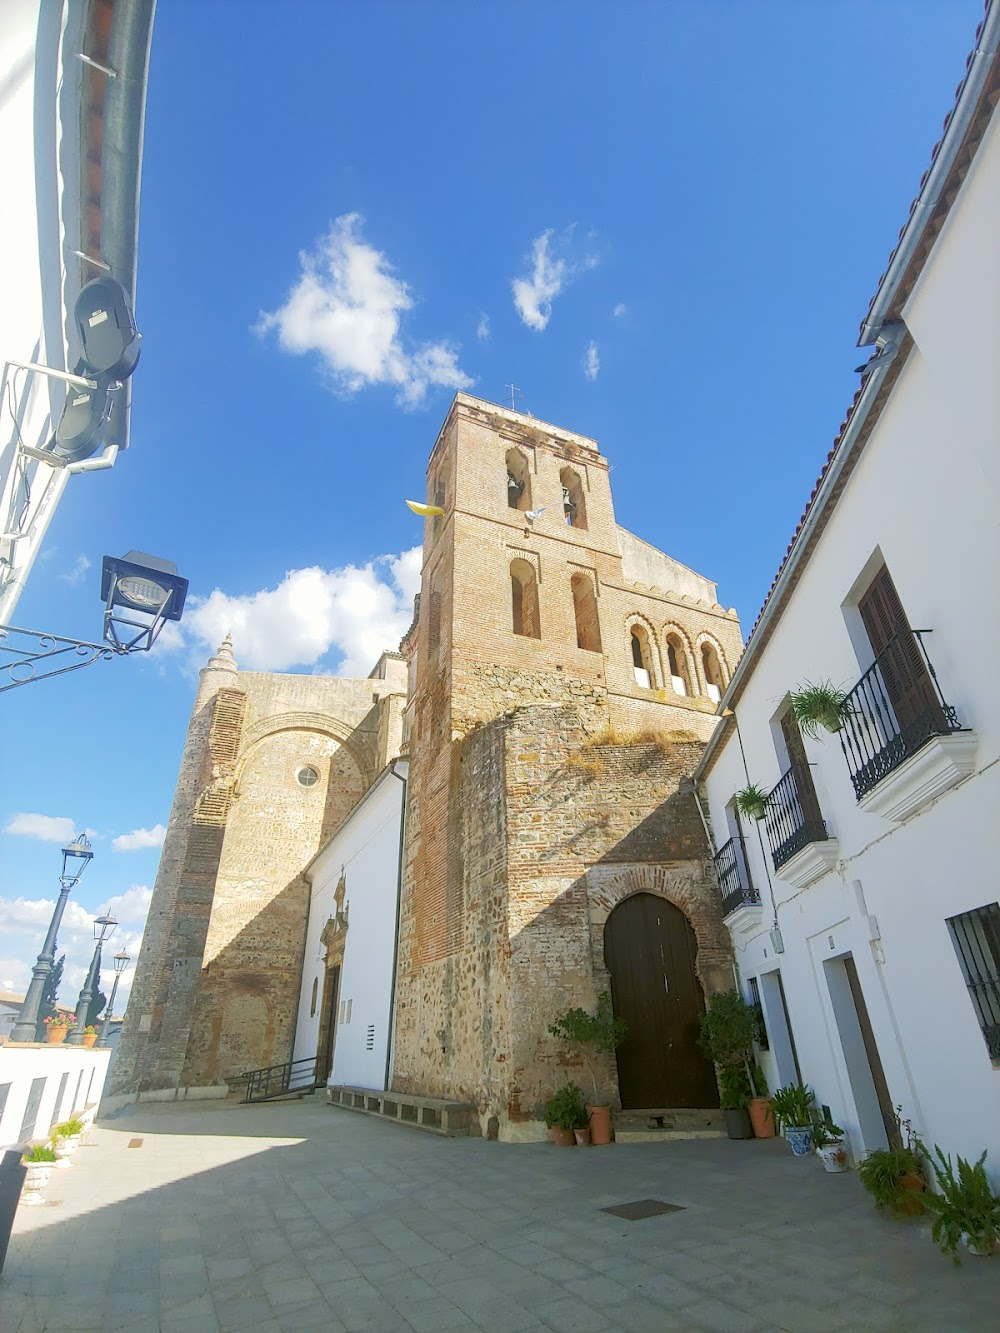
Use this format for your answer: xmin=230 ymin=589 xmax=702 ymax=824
xmin=630 ymin=624 xmax=654 ymax=688
xmin=560 ymin=467 xmax=587 ymax=530
xmin=665 ymin=633 xmax=691 ymax=695
xmin=701 ymin=642 xmax=726 ymax=703
xmin=510 ymin=559 xmax=540 ymax=638
xmin=506 ymin=449 xmax=531 ymax=511
xmin=571 ymin=574 xmax=601 ymax=652
xmin=432 ymin=459 xmax=449 ymax=510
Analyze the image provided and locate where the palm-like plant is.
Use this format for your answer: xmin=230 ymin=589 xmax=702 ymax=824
xmin=789 ymin=681 xmax=853 ymax=739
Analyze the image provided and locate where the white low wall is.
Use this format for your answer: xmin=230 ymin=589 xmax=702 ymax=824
xmin=0 ymin=1044 xmax=112 ymax=1147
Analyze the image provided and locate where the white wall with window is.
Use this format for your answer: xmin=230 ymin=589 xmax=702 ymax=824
xmin=696 ymin=68 xmax=1000 ymax=1172
xmin=0 ymin=1046 xmax=110 ymax=1149
xmin=293 ymin=761 xmax=407 ymax=1092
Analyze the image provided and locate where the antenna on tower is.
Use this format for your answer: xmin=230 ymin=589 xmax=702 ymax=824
xmin=505 ymin=382 xmax=523 ymax=412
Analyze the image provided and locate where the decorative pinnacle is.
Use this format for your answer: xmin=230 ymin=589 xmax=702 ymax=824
xmin=204 ymin=631 xmax=237 ymax=674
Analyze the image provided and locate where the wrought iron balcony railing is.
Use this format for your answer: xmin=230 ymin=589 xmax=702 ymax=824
xmin=715 ymin=836 xmax=760 ymax=916
xmin=764 ymin=764 xmax=828 ymax=871
xmin=838 ymin=631 xmax=962 ymax=800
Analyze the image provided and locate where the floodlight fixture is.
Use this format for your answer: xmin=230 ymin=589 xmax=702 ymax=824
xmin=74 ymin=276 xmax=142 ymax=380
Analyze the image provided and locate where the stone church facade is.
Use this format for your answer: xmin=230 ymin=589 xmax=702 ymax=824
xmin=113 ymin=393 xmax=743 ymax=1137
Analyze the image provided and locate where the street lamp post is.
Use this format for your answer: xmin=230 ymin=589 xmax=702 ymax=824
xmin=9 ymin=835 xmax=93 ymax=1043
xmin=96 ymin=950 xmax=130 ymax=1049
xmin=67 ymin=915 xmax=117 ymax=1046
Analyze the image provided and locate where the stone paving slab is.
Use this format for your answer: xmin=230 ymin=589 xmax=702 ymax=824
xmin=3 ymin=1096 xmax=999 ymax=1330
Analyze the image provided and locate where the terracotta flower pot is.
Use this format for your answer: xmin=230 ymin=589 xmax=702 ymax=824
xmin=46 ymin=1027 xmax=68 ymax=1045
xmin=573 ymin=1126 xmax=592 ymax=1146
xmin=588 ymin=1105 xmax=612 ymax=1145
xmin=895 ymin=1172 xmax=927 ymax=1215
xmin=81 ymin=1033 xmax=97 ymax=1048
xmin=551 ymin=1126 xmax=575 ymax=1146
xmin=748 ymin=1097 xmax=775 ymax=1139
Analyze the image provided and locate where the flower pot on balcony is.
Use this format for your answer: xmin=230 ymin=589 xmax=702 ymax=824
xmin=748 ymin=1097 xmax=775 ymax=1139
xmin=81 ymin=1032 xmax=97 ymax=1049
xmin=46 ymin=1026 xmax=68 ymax=1045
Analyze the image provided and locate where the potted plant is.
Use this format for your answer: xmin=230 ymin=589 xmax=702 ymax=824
xmin=43 ymin=1013 xmax=73 ymax=1044
xmin=549 ymin=992 xmax=627 ymax=1146
xmin=857 ymin=1107 xmax=927 ymax=1213
xmin=543 ymin=1083 xmax=588 ymax=1146
xmin=769 ymin=1084 xmax=816 ymax=1156
xmin=81 ymin=1025 xmax=99 ymax=1049
xmin=924 ymin=1146 xmax=1000 ymax=1259
xmin=698 ymin=989 xmax=772 ymax=1139
xmin=811 ymin=1116 xmax=848 ymax=1172
xmin=789 ymin=681 xmax=853 ymax=739
xmin=22 ymin=1144 xmax=57 ymax=1204
xmin=52 ymin=1117 xmax=85 ymax=1157
xmin=734 ymin=784 xmax=769 ymax=821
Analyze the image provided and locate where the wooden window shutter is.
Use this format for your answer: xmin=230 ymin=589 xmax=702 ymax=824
xmin=858 ymin=565 xmax=943 ymax=731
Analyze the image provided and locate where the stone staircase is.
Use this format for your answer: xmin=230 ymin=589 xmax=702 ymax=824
xmin=613 ymin=1107 xmax=726 ymax=1142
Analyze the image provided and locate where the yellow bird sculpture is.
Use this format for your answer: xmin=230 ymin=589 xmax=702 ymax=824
xmin=405 ymin=500 xmax=445 ymax=517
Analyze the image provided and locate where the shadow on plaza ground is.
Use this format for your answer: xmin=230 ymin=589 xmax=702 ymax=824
xmin=4 ymin=1098 xmax=1000 ymax=1332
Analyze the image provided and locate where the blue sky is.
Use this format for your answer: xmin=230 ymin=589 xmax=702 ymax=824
xmin=1 ymin=0 xmax=982 ymax=1007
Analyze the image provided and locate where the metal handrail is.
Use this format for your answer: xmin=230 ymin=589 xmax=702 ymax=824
xmin=243 ymin=1056 xmax=318 ymax=1103
xmin=714 ymin=836 xmax=759 ymax=916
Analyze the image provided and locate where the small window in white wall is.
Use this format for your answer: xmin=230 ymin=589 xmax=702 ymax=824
xmin=946 ymin=903 xmax=1000 ymax=1058
xmin=345 ymin=998 xmax=352 ymax=1024
xmin=310 ymin=977 xmax=318 ymax=1017
xmin=366 ymin=1024 xmax=375 ymax=1051
xmin=338 ymin=1000 xmax=346 ymax=1025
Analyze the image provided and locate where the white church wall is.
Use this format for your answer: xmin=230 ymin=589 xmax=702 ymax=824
xmin=293 ymin=762 xmax=406 ymax=1091
xmin=702 ymin=107 xmax=1000 ymax=1173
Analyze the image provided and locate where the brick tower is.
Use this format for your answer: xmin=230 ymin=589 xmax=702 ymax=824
xmin=392 ymin=394 xmax=741 ymax=1138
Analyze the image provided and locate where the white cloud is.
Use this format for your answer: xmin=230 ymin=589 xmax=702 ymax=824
xmin=166 ymin=546 xmax=422 ymax=677
xmin=60 ymin=554 xmax=92 ymax=586
xmin=583 ymin=341 xmax=600 ymax=381
xmin=255 ymin=213 xmax=473 ymax=409
xmin=4 ymin=813 xmax=77 ymax=843
xmin=613 ymin=302 xmax=627 ymax=318
xmin=476 ymin=313 xmax=490 ymax=340
xmin=99 ymin=885 xmax=153 ymax=925
xmin=112 ymin=825 xmax=166 ymax=853
xmin=511 ymin=228 xmax=598 ymax=331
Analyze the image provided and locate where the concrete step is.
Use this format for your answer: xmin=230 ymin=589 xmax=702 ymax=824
xmin=614 ymin=1108 xmax=726 ymax=1142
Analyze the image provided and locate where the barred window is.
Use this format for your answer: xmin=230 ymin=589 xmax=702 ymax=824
xmin=946 ymin=903 xmax=1000 ymax=1058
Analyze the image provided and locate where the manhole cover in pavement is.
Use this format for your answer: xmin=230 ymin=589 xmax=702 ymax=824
xmin=127 ymin=1138 xmax=144 ymax=1148
xmin=601 ymin=1198 xmax=685 ymax=1221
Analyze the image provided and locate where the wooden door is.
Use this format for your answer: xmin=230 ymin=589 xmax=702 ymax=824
xmin=604 ymin=894 xmax=720 ymax=1109
xmin=318 ymin=964 xmax=341 ymax=1083
xmin=858 ymin=565 xmax=944 ymax=731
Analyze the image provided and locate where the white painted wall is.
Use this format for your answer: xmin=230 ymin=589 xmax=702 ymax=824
xmin=293 ymin=762 xmax=406 ymax=1091
xmin=0 ymin=1045 xmax=111 ymax=1148
xmin=701 ymin=112 xmax=1000 ymax=1173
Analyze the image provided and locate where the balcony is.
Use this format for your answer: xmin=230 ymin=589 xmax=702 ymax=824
xmin=839 ymin=631 xmax=974 ymax=821
xmin=714 ymin=835 xmax=762 ymax=936
xmin=764 ymin=764 xmax=839 ymax=889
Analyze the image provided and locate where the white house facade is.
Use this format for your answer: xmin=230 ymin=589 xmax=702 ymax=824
xmin=697 ymin=11 xmax=1000 ymax=1173
xmin=293 ymin=760 xmax=408 ymax=1092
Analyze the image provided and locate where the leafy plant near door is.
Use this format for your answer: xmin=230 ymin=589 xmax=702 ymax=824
xmin=924 ymin=1146 xmax=1000 ymax=1260
xmin=857 ymin=1107 xmax=927 ymax=1212
xmin=698 ymin=990 xmax=771 ymax=1139
xmin=788 ymin=680 xmax=854 ymax=739
xmin=549 ymin=992 xmax=627 ymax=1145
xmin=734 ymin=784 xmax=769 ymax=821
xmin=769 ymin=1083 xmax=816 ymax=1156
xmin=543 ymin=1083 xmax=588 ymax=1145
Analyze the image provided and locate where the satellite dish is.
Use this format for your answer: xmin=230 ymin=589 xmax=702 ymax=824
xmin=51 ymin=375 xmax=113 ymax=463
xmin=74 ymin=276 xmax=142 ymax=379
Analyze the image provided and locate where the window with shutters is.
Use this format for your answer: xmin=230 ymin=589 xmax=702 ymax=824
xmin=946 ymin=904 xmax=1000 ymax=1059
xmin=838 ymin=562 xmax=963 ymax=800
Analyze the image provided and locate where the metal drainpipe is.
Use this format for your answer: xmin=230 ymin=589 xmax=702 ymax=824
xmin=384 ymin=761 xmax=407 ymax=1093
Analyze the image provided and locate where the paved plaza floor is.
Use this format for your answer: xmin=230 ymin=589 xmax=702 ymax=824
xmin=4 ymin=1096 xmax=998 ymax=1331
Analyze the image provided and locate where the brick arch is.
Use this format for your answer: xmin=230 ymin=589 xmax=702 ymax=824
xmin=661 ymin=622 xmax=696 ymax=694
xmin=585 ymin=863 xmax=734 ymax=998
xmin=624 ymin=612 xmax=663 ymax=688
xmin=694 ymin=631 xmax=730 ymax=694
xmin=235 ymin=711 xmax=373 ymax=787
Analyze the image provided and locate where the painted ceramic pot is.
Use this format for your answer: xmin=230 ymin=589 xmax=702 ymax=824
xmin=785 ymin=1125 xmax=814 ymax=1157
xmin=817 ymin=1141 xmax=849 ymax=1173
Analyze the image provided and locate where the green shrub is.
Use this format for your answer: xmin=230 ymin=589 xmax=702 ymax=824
xmin=925 ymin=1147 xmax=1000 ymax=1261
xmin=549 ymin=992 xmax=626 ymax=1104
xmin=768 ymin=1084 xmax=815 ymax=1130
xmin=24 ymin=1145 xmax=57 ymax=1163
xmin=543 ymin=1083 xmax=588 ymax=1131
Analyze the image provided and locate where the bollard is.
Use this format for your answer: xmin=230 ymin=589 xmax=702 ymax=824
xmin=0 ymin=1147 xmax=28 ymax=1276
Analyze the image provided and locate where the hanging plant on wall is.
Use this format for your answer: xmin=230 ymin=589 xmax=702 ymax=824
xmin=735 ymin=783 xmax=769 ymax=821
xmin=789 ymin=680 xmax=853 ymax=739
